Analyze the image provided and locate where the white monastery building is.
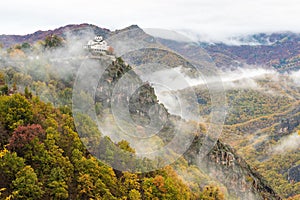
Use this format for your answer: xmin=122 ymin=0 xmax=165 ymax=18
xmin=84 ymin=36 xmax=109 ymax=54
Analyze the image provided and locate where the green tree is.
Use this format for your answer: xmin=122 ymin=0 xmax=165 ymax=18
xmin=12 ymin=166 xmax=44 ymax=200
xmin=0 ymin=72 xmax=5 ymax=85
xmin=77 ymin=173 xmax=94 ymax=199
xmin=119 ymin=172 xmax=140 ymax=197
xmin=0 ymin=85 xmax=8 ymax=95
xmin=118 ymin=140 xmax=136 ymax=153
xmin=24 ymin=86 xmax=32 ymax=99
xmin=13 ymin=73 xmax=33 ymax=88
xmin=0 ymin=94 xmax=33 ymax=130
xmin=21 ymin=42 xmax=31 ymax=50
xmin=129 ymin=189 xmax=141 ymax=200
xmin=47 ymin=167 xmax=69 ymax=199
xmin=200 ymin=185 xmax=225 ymax=200
xmin=0 ymin=148 xmax=25 ymax=187
xmin=44 ymin=35 xmax=64 ymax=49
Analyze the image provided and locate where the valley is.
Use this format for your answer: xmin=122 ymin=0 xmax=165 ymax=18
xmin=0 ymin=24 xmax=299 ymax=199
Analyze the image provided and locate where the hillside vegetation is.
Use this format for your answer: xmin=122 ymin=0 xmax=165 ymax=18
xmin=1 ymin=24 xmax=299 ymax=199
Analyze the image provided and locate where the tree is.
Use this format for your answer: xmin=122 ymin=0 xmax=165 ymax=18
xmin=12 ymin=166 xmax=44 ymax=200
xmin=9 ymin=49 xmax=26 ymax=58
xmin=141 ymin=166 xmax=194 ymax=200
xmin=0 ymin=188 xmax=7 ymax=199
xmin=47 ymin=167 xmax=69 ymax=199
xmin=44 ymin=35 xmax=64 ymax=49
xmin=0 ymin=123 xmax=9 ymax=148
xmin=0 ymin=85 xmax=8 ymax=95
xmin=107 ymin=46 xmax=114 ymax=55
xmin=0 ymin=72 xmax=5 ymax=85
xmin=200 ymin=185 xmax=225 ymax=200
xmin=77 ymin=173 xmax=95 ymax=199
xmin=119 ymin=172 xmax=140 ymax=197
xmin=0 ymin=94 xmax=33 ymax=130
xmin=128 ymin=189 xmax=141 ymax=200
xmin=24 ymin=87 xmax=32 ymax=99
xmin=12 ymin=73 xmax=33 ymax=88
xmin=153 ymin=175 xmax=166 ymax=193
xmin=0 ymin=148 xmax=25 ymax=187
xmin=117 ymin=140 xmax=136 ymax=153
xmin=8 ymin=124 xmax=45 ymax=154
xmin=21 ymin=42 xmax=31 ymax=50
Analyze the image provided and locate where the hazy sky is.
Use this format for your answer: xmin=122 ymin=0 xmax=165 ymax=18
xmin=1 ymin=0 xmax=300 ymax=40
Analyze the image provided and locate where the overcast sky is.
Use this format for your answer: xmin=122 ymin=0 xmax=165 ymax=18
xmin=1 ymin=0 xmax=300 ymax=41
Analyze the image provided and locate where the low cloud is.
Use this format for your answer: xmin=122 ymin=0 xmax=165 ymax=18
xmin=271 ymin=132 xmax=300 ymax=154
xmin=289 ymin=70 xmax=300 ymax=86
xmin=137 ymin=65 xmax=278 ymax=120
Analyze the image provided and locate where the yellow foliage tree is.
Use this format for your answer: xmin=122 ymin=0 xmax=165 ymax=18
xmin=9 ymin=49 xmax=26 ymax=58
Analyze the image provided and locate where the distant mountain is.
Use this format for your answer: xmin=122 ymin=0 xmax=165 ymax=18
xmin=0 ymin=23 xmax=111 ymax=48
xmin=150 ymin=31 xmax=300 ymax=71
xmin=199 ymin=32 xmax=300 ymax=71
xmin=2 ymin=24 xmax=300 ymax=71
xmin=206 ymin=32 xmax=299 ymax=46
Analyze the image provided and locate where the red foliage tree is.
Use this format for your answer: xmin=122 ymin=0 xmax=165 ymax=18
xmin=8 ymin=124 xmax=45 ymax=152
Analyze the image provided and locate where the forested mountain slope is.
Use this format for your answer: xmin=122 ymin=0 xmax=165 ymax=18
xmin=1 ymin=24 xmax=299 ymax=199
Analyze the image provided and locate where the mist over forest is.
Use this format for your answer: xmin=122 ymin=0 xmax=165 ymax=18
xmin=0 ymin=24 xmax=299 ymax=200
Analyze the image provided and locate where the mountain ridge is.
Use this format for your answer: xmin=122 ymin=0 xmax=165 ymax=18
xmin=0 ymin=23 xmax=111 ymax=47
xmin=2 ymin=23 xmax=300 ymax=71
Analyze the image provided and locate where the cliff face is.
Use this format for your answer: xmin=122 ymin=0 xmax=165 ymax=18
xmin=185 ymin=136 xmax=282 ymax=200
xmin=84 ymin=38 xmax=283 ymax=197
xmin=96 ymin=57 xmax=281 ymax=199
xmin=209 ymin=141 xmax=282 ymax=199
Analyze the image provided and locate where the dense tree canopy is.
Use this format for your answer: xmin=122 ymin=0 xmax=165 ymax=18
xmin=0 ymin=92 xmax=225 ymax=199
